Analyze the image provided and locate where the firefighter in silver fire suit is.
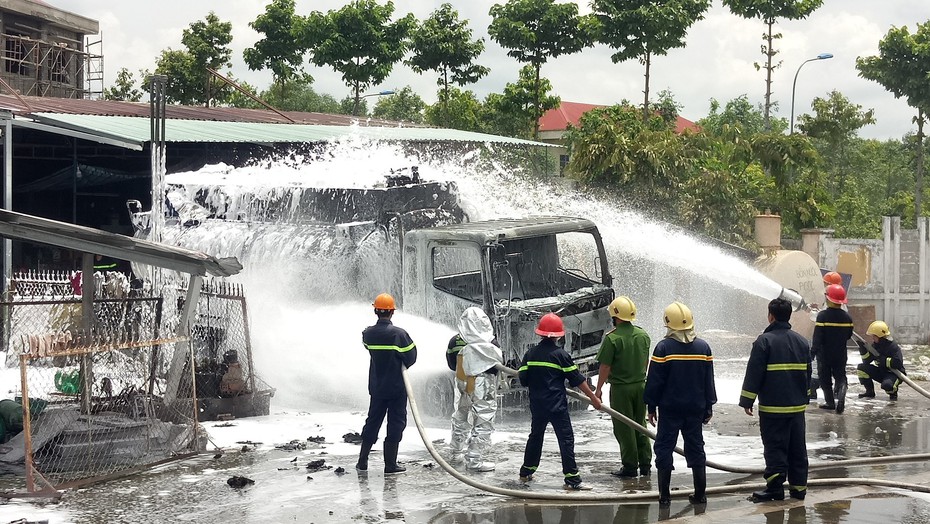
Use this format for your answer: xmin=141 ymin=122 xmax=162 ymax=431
xmin=447 ymin=307 xmax=503 ymax=472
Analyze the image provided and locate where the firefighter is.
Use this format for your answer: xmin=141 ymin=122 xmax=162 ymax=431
xmin=812 ymin=284 xmax=854 ymax=413
xmin=739 ymin=298 xmax=812 ymax=502
xmin=809 ymin=271 xmax=844 ymax=401
xmin=447 ymin=307 xmax=502 ymax=471
xmin=856 ymin=321 xmax=906 ymax=401
xmin=594 ymin=296 xmax=652 ymax=478
xmin=356 ymin=293 xmax=417 ymax=475
xmin=644 ymin=302 xmax=716 ymax=507
xmin=518 ymin=313 xmax=602 ymax=490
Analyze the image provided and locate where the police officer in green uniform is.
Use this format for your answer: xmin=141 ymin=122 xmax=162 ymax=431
xmin=594 ymin=296 xmax=652 ymax=478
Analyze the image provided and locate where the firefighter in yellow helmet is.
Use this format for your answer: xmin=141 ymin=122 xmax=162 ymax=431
xmin=594 ymin=296 xmax=652 ymax=478
xmin=856 ymin=321 xmax=906 ymax=401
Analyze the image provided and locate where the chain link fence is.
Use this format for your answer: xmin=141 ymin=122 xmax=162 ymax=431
xmin=0 ymin=271 xmax=204 ymax=493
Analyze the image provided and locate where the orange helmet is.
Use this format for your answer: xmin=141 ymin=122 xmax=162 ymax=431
xmin=825 ymin=284 xmax=847 ymax=305
xmin=823 ymin=271 xmax=842 ymax=286
xmin=372 ymin=293 xmax=396 ymax=310
xmin=535 ymin=313 xmax=565 ymax=337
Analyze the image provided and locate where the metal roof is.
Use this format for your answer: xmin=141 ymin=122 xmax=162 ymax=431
xmin=406 ymin=216 xmax=598 ymax=244
xmin=0 ymin=210 xmax=242 ymax=277
xmin=26 ymin=113 xmax=551 ymax=148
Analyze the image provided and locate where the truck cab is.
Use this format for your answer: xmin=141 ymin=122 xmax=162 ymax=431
xmin=402 ymin=217 xmax=614 ymax=379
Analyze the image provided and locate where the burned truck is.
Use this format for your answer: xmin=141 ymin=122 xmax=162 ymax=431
xmin=137 ymin=167 xmax=615 ymax=411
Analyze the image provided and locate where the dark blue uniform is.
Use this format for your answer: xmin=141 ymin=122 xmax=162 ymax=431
xmin=857 ymin=337 xmax=906 ymax=398
xmin=360 ymin=318 xmax=417 ymax=444
xmin=739 ymin=321 xmax=812 ymax=497
xmin=517 ymin=338 xmax=587 ymax=486
xmin=812 ymin=307 xmax=854 ymax=402
xmin=643 ymin=337 xmax=716 ymax=471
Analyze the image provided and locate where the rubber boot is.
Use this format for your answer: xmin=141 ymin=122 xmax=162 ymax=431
xmin=751 ymin=476 xmax=785 ymax=502
xmin=818 ymin=385 xmax=835 ymax=410
xmin=383 ymin=442 xmax=406 ymax=475
xmin=657 ymin=469 xmax=672 ymax=507
xmin=356 ymin=440 xmax=374 ymax=471
xmin=835 ymin=382 xmax=848 ymax=414
xmin=809 ymin=376 xmax=819 ymax=401
xmin=688 ymin=466 xmax=707 ymax=504
xmin=858 ymin=378 xmax=875 ymax=399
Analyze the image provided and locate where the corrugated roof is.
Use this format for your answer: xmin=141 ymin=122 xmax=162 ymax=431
xmin=539 ymin=101 xmax=700 ymax=134
xmin=28 ymin=113 xmax=551 ymax=147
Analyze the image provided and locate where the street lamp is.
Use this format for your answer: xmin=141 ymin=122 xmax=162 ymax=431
xmin=354 ymin=90 xmax=395 ymax=116
xmin=790 ymin=53 xmax=834 ymax=134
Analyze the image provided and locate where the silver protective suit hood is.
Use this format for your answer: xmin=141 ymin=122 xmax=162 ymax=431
xmin=458 ymin=307 xmax=503 ymax=376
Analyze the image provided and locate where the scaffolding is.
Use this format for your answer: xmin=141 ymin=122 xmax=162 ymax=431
xmin=0 ymin=32 xmax=104 ymax=99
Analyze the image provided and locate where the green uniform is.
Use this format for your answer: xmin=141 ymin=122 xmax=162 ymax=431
xmin=597 ymin=322 xmax=652 ymax=471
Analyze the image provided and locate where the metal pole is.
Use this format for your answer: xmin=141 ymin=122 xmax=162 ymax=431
xmin=3 ymin=112 xmax=12 ymax=291
xmin=80 ymin=253 xmax=94 ymax=415
xmin=20 ymin=354 xmax=34 ymax=492
xmin=790 ymin=58 xmax=815 ymax=135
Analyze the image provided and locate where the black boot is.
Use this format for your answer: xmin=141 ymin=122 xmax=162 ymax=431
xmin=818 ymin=385 xmax=835 ymax=410
xmin=356 ymin=440 xmax=374 ymax=471
xmin=858 ymin=378 xmax=875 ymax=398
xmin=658 ymin=468 xmax=672 ymax=507
xmin=383 ymin=441 xmax=406 ymax=475
xmin=809 ymin=376 xmax=819 ymax=401
xmin=688 ymin=466 xmax=707 ymax=504
xmin=835 ymin=382 xmax=848 ymax=413
xmin=751 ymin=475 xmax=785 ymax=503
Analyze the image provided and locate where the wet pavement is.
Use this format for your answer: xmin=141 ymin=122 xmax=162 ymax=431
xmin=1 ymin=338 xmax=929 ymax=523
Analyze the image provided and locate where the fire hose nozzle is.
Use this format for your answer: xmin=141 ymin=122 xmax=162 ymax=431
xmin=777 ymin=287 xmax=808 ymax=312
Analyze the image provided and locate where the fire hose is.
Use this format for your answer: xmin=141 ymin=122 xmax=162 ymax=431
xmin=851 ymin=332 xmax=930 ymax=400
xmin=400 ymin=365 xmax=930 ymax=502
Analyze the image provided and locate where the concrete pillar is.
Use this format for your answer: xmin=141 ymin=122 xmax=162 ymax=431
xmin=920 ymin=217 xmax=929 ymax=343
xmin=882 ymin=216 xmax=901 ymax=331
xmin=800 ymin=228 xmax=834 ymax=268
xmin=754 ymin=213 xmax=782 ymax=252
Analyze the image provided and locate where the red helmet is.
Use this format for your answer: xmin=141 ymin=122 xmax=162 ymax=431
xmin=823 ymin=271 xmax=842 ymax=286
xmin=535 ymin=313 xmax=565 ymax=337
xmin=825 ymin=284 xmax=847 ymax=305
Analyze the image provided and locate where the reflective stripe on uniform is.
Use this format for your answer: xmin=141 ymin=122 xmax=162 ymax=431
xmin=790 ymin=485 xmax=807 ymax=491
xmin=519 ymin=361 xmax=578 ymax=373
xmin=758 ymin=404 xmax=807 ymax=414
xmin=766 ymin=473 xmax=781 ymax=482
xmin=740 ymin=390 xmax=757 ymax=400
xmin=365 ymin=342 xmax=416 ymax=352
xmin=766 ymin=363 xmax=808 ymax=371
xmin=650 ymin=354 xmax=713 ymax=363
xmin=814 ymin=322 xmax=855 ymax=327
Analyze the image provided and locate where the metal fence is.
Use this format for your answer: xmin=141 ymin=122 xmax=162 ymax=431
xmin=0 ymin=271 xmax=203 ymax=493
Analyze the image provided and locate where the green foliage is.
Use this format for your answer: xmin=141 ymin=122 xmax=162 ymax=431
xmin=488 ymin=0 xmax=593 ymax=137
xmin=481 ymin=65 xmax=560 ymax=138
xmin=243 ymin=0 xmax=309 ymax=87
xmin=151 ymin=12 xmax=234 ymax=105
xmin=722 ymin=0 xmax=823 ymax=129
xmin=339 ymin=96 xmax=368 ymax=116
xmin=225 ymin=81 xmax=262 ymax=109
xmin=425 ymin=87 xmax=484 ymax=132
xmin=372 ymin=86 xmax=426 ymax=123
xmin=258 ymin=76 xmax=341 ymax=113
xmin=103 ymin=67 xmax=142 ymax=102
xmin=408 ymin=4 xmax=488 ymax=127
xmin=699 ymin=95 xmax=789 ymax=136
xmin=306 ymin=0 xmax=415 ymax=116
xmin=591 ymin=0 xmax=710 ymax=116
xmin=832 ymin=184 xmax=881 ymax=238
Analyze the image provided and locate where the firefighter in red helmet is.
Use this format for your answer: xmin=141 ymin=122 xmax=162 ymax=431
xmin=812 ymin=285 xmax=854 ymax=413
xmin=518 ymin=313 xmax=601 ymax=490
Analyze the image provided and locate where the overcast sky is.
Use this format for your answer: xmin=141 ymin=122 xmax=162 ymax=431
xmin=51 ymin=0 xmax=930 ymax=139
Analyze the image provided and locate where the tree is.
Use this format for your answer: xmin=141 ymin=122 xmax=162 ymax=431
xmin=797 ymin=90 xmax=875 ymax=195
xmin=425 ymin=87 xmax=484 ymax=131
xmin=698 ymin=95 xmax=788 ymax=136
xmin=407 ymin=4 xmax=489 ymax=128
xmin=102 ymin=67 xmax=142 ymax=102
xmin=151 ymin=12 xmax=234 ymax=105
xmin=488 ymin=0 xmax=593 ymax=138
xmin=305 ymin=0 xmax=415 ymax=116
xmin=243 ymin=0 xmax=309 ymax=92
xmin=591 ymin=0 xmax=710 ymax=120
xmin=857 ymin=22 xmax=930 ymax=226
xmin=482 ymin=65 xmax=560 ymax=138
xmin=722 ymin=0 xmax=823 ymax=130
xmin=259 ymin=76 xmax=341 ymax=113
xmin=372 ymin=86 xmax=426 ymax=123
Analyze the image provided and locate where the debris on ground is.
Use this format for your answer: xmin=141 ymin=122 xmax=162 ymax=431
xmin=307 ymin=435 xmax=326 ymax=444
xmin=236 ymin=440 xmax=262 ymax=446
xmin=275 ymin=440 xmax=307 ymax=451
xmin=334 ymin=467 xmax=346 ymax=475
xmin=213 ymin=452 xmax=223 ymax=459
xmin=227 ymin=476 xmax=255 ymax=488
xmin=213 ymin=422 xmax=236 ymax=428
xmin=240 ymin=446 xmax=251 ymax=452
xmin=422 ymin=463 xmax=435 ymax=469
xmin=343 ymin=432 xmax=363 ymax=444
xmin=307 ymin=459 xmax=333 ymax=473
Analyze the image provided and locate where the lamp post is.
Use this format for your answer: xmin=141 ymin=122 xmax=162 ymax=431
xmin=354 ymin=90 xmax=395 ymax=116
xmin=790 ymin=53 xmax=833 ymax=134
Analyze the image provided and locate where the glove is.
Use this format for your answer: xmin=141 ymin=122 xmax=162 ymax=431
xmin=856 ymin=339 xmax=867 ymax=351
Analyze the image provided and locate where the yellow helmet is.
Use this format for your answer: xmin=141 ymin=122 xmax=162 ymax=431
xmin=664 ymin=301 xmax=694 ymax=331
xmin=866 ymin=320 xmax=890 ymax=338
xmin=608 ymin=296 xmax=636 ymax=321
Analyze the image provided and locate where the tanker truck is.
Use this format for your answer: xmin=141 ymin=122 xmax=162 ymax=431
xmin=130 ymin=167 xmax=615 ymax=412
